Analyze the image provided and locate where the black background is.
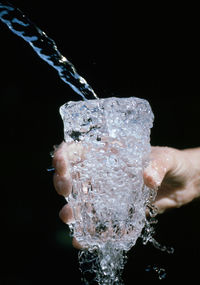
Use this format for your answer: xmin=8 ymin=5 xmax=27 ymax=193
xmin=0 ymin=1 xmax=199 ymax=284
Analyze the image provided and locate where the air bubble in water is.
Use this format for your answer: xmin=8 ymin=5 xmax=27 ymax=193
xmin=61 ymin=97 xmax=155 ymax=284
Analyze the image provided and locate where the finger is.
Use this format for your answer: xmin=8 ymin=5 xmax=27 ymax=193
xmin=59 ymin=205 xmax=83 ymax=249
xmin=153 ymin=197 xmax=178 ymax=214
xmin=53 ymin=172 xmax=72 ymax=197
xmin=53 ymin=141 xmax=85 ymax=197
xmin=72 ymin=237 xmax=83 ymax=249
xmin=59 ymin=204 xmax=74 ymax=223
xmin=53 ymin=141 xmax=70 ymax=176
xmin=53 ymin=141 xmax=84 ymax=167
xmin=143 ymin=147 xmax=175 ymax=189
xmin=143 ymin=165 xmax=163 ymax=189
xmin=52 ymin=142 xmax=73 ymax=197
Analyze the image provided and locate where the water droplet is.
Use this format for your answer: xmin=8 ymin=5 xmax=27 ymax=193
xmin=46 ymin=167 xmax=55 ymax=172
xmin=145 ymin=265 xmax=167 ymax=280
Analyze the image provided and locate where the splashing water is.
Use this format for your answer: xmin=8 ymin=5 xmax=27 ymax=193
xmin=0 ymin=2 xmax=174 ymax=284
xmin=60 ymin=97 xmax=156 ymax=284
xmin=145 ymin=265 xmax=167 ymax=280
xmin=0 ymin=1 xmax=98 ymax=100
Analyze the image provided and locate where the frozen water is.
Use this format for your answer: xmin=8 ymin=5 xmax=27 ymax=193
xmin=60 ymin=97 xmax=154 ymax=284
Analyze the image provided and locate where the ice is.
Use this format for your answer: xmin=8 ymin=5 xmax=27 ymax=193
xmin=60 ymin=97 xmax=154 ymax=284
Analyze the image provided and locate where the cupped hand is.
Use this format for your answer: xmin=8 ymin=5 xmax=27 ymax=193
xmin=52 ymin=142 xmax=200 ymax=247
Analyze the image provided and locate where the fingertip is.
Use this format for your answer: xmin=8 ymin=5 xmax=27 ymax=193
xmin=143 ymin=165 xmax=162 ymax=189
xmin=53 ymin=143 xmax=69 ymax=176
xmin=59 ymin=206 xmax=83 ymax=249
xmin=54 ymin=159 xmax=67 ymax=176
xmin=53 ymin=174 xmax=72 ymax=197
xmin=72 ymin=237 xmax=83 ymax=250
xmin=59 ymin=204 xmax=74 ymax=223
xmin=153 ymin=198 xmax=177 ymax=214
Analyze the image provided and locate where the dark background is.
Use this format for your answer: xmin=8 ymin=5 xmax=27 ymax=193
xmin=0 ymin=1 xmax=199 ymax=284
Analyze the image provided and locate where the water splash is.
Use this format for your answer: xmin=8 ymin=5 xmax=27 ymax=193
xmin=0 ymin=2 xmax=174 ymax=283
xmin=142 ymin=216 xmax=174 ymax=255
xmin=0 ymin=1 xmax=98 ymax=100
xmin=60 ymin=97 xmax=155 ymax=284
xmin=79 ymin=244 xmax=127 ymax=285
xmin=145 ymin=265 xmax=167 ymax=280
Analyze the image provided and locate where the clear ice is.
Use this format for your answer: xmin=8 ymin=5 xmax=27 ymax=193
xmin=60 ymin=97 xmax=154 ymax=284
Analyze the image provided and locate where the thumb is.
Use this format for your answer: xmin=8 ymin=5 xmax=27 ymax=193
xmin=143 ymin=146 xmax=175 ymax=189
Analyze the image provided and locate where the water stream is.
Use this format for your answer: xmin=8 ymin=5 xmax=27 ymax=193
xmin=0 ymin=2 xmax=173 ymax=284
xmin=0 ymin=0 xmax=98 ymax=100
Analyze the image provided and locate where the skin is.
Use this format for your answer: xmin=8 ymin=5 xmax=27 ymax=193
xmin=52 ymin=142 xmax=200 ymax=248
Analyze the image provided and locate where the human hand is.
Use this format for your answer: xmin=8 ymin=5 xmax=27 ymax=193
xmin=143 ymin=146 xmax=200 ymax=213
xmin=52 ymin=141 xmax=84 ymax=249
xmin=53 ymin=142 xmax=200 ymax=247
